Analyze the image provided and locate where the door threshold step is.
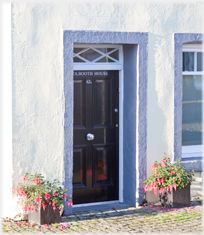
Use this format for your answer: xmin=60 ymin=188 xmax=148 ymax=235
xmin=72 ymin=202 xmax=131 ymax=212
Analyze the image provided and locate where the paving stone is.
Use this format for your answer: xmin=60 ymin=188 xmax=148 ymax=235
xmin=2 ymin=201 xmax=203 ymax=234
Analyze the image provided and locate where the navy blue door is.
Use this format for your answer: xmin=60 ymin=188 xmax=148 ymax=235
xmin=73 ymin=70 xmax=119 ymax=204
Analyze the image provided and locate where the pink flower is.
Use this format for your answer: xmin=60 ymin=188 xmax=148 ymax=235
xmin=173 ymin=183 xmax=177 ymax=191
xmin=64 ymin=194 xmax=68 ymax=199
xmin=21 ymin=176 xmax=26 ymax=181
xmin=161 ymin=159 xmax=166 ymax=167
xmin=44 ymin=224 xmax=48 ymax=227
xmin=151 ymin=205 xmax=154 ymax=208
xmin=144 ymin=185 xmax=149 ymax=191
xmin=34 ymin=197 xmax=42 ymax=204
xmin=15 ymin=189 xmax=27 ymax=198
xmin=45 ymin=193 xmax=51 ymax=201
xmin=32 ymin=178 xmax=37 ymax=185
xmin=142 ymin=205 xmax=145 ymax=207
xmin=53 ymin=206 xmax=57 ymax=211
xmin=157 ymin=178 xmax=161 ymax=184
xmin=148 ymin=185 xmax=152 ymax=191
xmin=170 ymin=184 xmax=173 ymax=190
xmin=161 ymin=178 xmax=165 ymax=184
xmin=4 ymin=220 xmax=9 ymax=222
xmin=61 ymin=225 xmax=66 ymax=229
xmin=166 ymin=186 xmax=170 ymax=191
xmin=152 ymin=164 xmax=156 ymax=170
xmin=16 ymin=222 xmax=20 ymax=225
xmin=154 ymin=189 xmax=158 ymax=194
xmin=71 ymin=202 xmax=73 ymax=206
xmin=43 ymin=204 xmax=46 ymax=210
xmin=159 ymin=188 xmax=165 ymax=194
xmin=68 ymin=201 xmax=71 ymax=207
xmin=49 ymin=201 xmax=51 ymax=205
xmin=53 ymin=192 xmax=57 ymax=196
xmin=60 ymin=209 xmax=63 ymax=216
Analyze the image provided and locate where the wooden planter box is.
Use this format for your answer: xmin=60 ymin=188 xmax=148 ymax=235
xmin=28 ymin=205 xmax=61 ymax=225
xmin=159 ymin=185 xmax=190 ymax=208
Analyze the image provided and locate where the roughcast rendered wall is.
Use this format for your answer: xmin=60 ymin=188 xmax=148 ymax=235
xmin=4 ymin=0 xmax=203 ymax=217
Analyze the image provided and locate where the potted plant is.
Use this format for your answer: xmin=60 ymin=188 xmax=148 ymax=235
xmin=143 ymin=153 xmax=195 ymax=208
xmin=15 ymin=172 xmax=72 ymax=225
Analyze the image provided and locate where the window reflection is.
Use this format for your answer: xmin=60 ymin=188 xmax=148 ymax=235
xmin=183 ymin=52 xmax=194 ymax=71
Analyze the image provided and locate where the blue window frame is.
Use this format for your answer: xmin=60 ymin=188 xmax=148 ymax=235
xmin=174 ymin=33 xmax=203 ymax=171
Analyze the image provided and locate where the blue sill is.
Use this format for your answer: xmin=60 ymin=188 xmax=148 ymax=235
xmin=181 ymin=157 xmax=203 ymax=172
xmin=182 ymin=157 xmax=203 ymax=161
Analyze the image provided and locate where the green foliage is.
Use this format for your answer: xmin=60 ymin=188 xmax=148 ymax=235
xmin=143 ymin=153 xmax=194 ymax=193
xmin=15 ymin=172 xmax=71 ymax=212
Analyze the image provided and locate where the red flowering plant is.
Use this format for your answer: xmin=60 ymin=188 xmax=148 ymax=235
xmin=15 ymin=173 xmax=72 ymax=216
xmin=143 ymin=153 xmax=195 ymax=195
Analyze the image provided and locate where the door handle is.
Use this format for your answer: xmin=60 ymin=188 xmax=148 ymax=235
xmin=86 ymin=133 xmax=94 ymax=141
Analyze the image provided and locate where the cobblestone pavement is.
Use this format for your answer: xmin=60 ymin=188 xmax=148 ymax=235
xmin=2 ymin=199 xmax=203 ymax=234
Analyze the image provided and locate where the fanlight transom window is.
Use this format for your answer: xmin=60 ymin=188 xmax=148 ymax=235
xmin=73 ymin=45 xmax=121 ymax=64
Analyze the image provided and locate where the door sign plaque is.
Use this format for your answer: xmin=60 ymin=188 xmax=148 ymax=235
xmin=74 ymin=71 xmax=108 ymax=76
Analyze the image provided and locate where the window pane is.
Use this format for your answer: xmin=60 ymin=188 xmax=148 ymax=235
xmin=182 ymin=75 xmax=202 ymax=145
xmin=197 ymin=52 xmax=203 ymax=71
xmin=95 ymin=57 xmax=107 ymax=62
xmin=79 ymin=49 xmax=101 ymax=62
xmin=96 ymin=48 xmax=115 ymax=53
xmin=96 ymin=57 xmax=115 ymax=63
xmin=73 ymin=57 xmax=85 ymax=62
xmin=109 ymin=50 xmax=119 ymax=60
xmin=183 ymin=52 xmax=194 ymax=71
xmin=74 ymin=48 xmax=86 ymax=54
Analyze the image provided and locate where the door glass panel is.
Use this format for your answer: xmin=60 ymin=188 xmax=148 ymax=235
xmin=183 ymin=52 xmax=194 ymax=71
xmin=197 ymin=52 xmax=203 ymax=71
xmin=79 ymin=49 xmax=101 ymax=62
xmin=182 ymin=75 xmax=202 ymax=145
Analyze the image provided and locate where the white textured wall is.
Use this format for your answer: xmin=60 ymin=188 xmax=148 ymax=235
xmin=1 ymin=2 xmax=12 ymax=218
xmin=3 ymin=1 xmax=203 ymax=217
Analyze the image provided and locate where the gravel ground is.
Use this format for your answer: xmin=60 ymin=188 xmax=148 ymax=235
xmin=2 ymin=197 xmax=203 ymax=234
